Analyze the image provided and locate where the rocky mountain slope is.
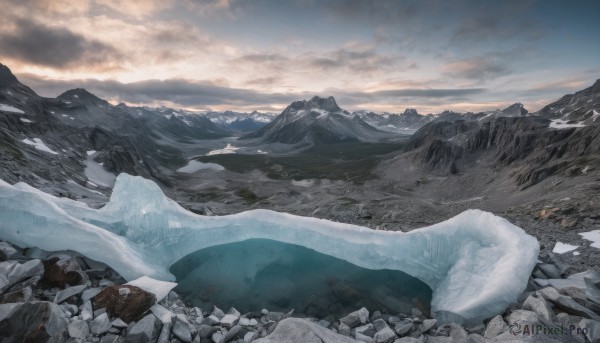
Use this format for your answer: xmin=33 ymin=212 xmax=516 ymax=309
xmin=355 ymin=108 xmax=436 ymax=134
xmin=201 ymin=110 xmax=276 ymax=132
xmin=395 ymin=82 xmax=600 ymax=189
xmin=0 ymin=64 xmax=230 ymax=198
xmin=243 ymin=96 xmax=389 ymax=144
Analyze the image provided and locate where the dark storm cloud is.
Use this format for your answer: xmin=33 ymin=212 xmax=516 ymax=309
xmin=0 ymin=18 xmax=121 ymax=69
xmin=19 ymin=73 xmax=485 ymax=109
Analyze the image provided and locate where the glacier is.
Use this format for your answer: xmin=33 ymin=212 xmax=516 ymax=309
xmin=0 ymin=174 xmax=539 ymax=324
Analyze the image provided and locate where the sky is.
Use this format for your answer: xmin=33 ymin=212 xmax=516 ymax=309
xmin=0 ymin=0 xmax=599 ymax=114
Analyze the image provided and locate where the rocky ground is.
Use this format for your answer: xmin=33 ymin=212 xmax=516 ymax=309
xmin=1 ymin=239 xmax=599 ymax=343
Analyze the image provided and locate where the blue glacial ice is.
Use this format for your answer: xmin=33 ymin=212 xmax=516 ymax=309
xmin=0 ymin=174 xmax=539 ymax=324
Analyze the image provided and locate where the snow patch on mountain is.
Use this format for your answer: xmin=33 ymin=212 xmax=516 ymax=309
xmin=21 ymin=138 xmax=59 ymax=155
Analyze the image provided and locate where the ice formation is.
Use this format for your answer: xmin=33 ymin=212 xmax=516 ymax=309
xmin=0 ymin=174 xmax=539 ymax=324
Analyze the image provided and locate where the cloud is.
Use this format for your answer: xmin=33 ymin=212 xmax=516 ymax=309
xmin=0 ymin=18 xmax=122 ymax=70
xmin=19 ymin=72 xmax=486 ymax=112
xmin=442 ymin=55 xmax=511 ymax=80
xmin=303 ymin=48 xmax=403 ymax=73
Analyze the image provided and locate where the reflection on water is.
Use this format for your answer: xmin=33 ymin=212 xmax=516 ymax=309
xmin=170 ymin=239 xmax=432 ymax=319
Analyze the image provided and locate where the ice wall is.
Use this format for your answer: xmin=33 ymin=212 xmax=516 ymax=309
xmin=0 ymin=174 xmax=539 ymax=324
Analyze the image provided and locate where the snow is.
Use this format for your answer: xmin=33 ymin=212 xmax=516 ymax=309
xmin=257 ymin=150 xmax=268 ymax=154
xmin=206 ymin=143 xmax=239 ymax=156
xmin=573 ymin=251 xmax=580 ymax=256
xmin=552 ymin=242 xmax=579 ymax=254
xmin=125 ymin=276 xmax=177 ymax=302
xmin=84 ymin=157 xmax=116 ymax=187
xmin=19 ymin=118 xmax=33 ymax=123
xmin=0 ymin=104 xmax=24 ymax=114
xmin=86 ymin=150 xmax=96 ymax=156
xmin=176 ymin=160 xmax=224 ymax=173
xmin=0 ymin=174 xmax=539 ymax=324
xmin=21 ymin=138 xmax=59 ymax=154
xmin=579 ymin=230 xmax=600 ymax=249
xmin=549 ymin=119 xmax=586 ymax=129
xmin=292 ymin=179 xmax=314 ymax=187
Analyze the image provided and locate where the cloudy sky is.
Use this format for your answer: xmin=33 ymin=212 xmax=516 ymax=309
xmin=1 ymin=0 xmax=599 ymax=113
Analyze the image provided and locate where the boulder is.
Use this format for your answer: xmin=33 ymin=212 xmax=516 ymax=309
xmin=374 ymin=326 xmax=397 ymax=343
xmin=68 ymin=319 xmax=90 ymax=339
xmin=484 ymin=315 xmax=508 ymax=339
xmin=156 ymin=322 xmax=171 ymax=343
xmin=220 ymin=313 xmax=240 ymax=329
xmin=340 ymin=307 xmax=369 ymax=328
xmin=0 ymin=285 xmax=32 ymax=304
xmin=89 ymin=312 xmax=111 ymax=335
xmin=173 ymin=315 xmax=193 ymax=342
xmin=579 ymin=319 xmax=600 ymax=343
xmin=0 ymin=301 xmax=68 ymax=342
xmin=124 ymin=313 xmax=162 ymax=343
xmin=522 ymin=294 xmax=555 ymax=321
xmin=94 ymin=284 xmax=156 ymax=322
xmin=54 ymin=284 xmax=87 ymax=304
xmin=0 ymin=259 xmax=44 ymax=293
xmin=43 ymin=255 xmax=88 ymax=287
xmin=151 ymin=303 xmax=175 ymax=324
xmin=0 ymin=242 xmax=20 ymax=260
xmin=254 ymin=318 xmax=360 ymax=343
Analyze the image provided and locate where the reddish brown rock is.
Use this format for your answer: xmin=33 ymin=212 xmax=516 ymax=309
xmin=94 ymin=285 xmax=156 ymax=322
xmin=43 ymin=256 xmax=88 ymax=288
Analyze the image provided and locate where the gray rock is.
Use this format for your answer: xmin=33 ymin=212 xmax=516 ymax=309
xmin=448 ymin=323 xmax=467 ymax=341
xmin=254 ymin=318 xmax=359 ymax=343
xmin=0 ymin=285 xmax=32 ymax=304
xmin=374 ymin=326 xmax=397 ymax=343
xmin=0 ymin=259 xmax=44 ymax=293
xmin=394 ymin=319 xmax=413 ymax=336
xmin=484 ymin=315 xmax=508 ymax=339
xmin=244 ymin=331 xmax=258 ymax=342
xmin=355 ymin=323 xmax=376 ymax=337
xmin=373 ymin=318 xmax=388 ymax=332
xmin=212 ymin=306 xmax=225 ymax=319
xmin=265 ymin=311 xmax=283 ymax=322
xmin=579 ymin=319 xmax=600 ymax=343
xmin=418 ymin=319 xmax=436 ymax=334
xmin=466 ymin=333 xmax=486 ymax=343
xmin=224 ymin=324 xmax=241 ymax=342
xmin=54 ymin=284 xmax=87 ymax=303
xmin=541 ymin=289 xmax=600 ymax=320
xmin=89 ymin=312 xmax=111 ymax=335
xmin=212 ymin=330 xmax=226 ymax=343
xmin=0 ymin=242 xmax=20 ymax=260
xmin=507 ymin=309 xmax=539 ymax=326
xmin=80 ymin=300 xmax=93 ymax=321
xmin=125 ymin=313 xmax=162 ymax=343
xmin=151 ymin=303 xmax=175 ymax=324
xmin=202 ymin=314 xmax=221 ymax=325
xmin=221 ymin=313 xmax=240 ymax=328
xmin=157 ymin=322 xmax=171 ymax=343
xmin=100 ymin=334 xmax=121 ymax=343
xmin=539 ymin=263 xmax=561 ymax=279
xmin=198 ymin=324 xmax=218 ymax=338
xmin=355 ymin=332 xmax=375 ymax=342
xmin=424 ymin=336 xmax=452 ymax=343
xmin=393 ymin=338 xmax=421 ymax=343
xmin=522 ymin=294 xmax=555 ymax=321
xmin=338 ymin=322 xmax=352 ymax=336
xmin=0 ymin=301 xmax=69 ymax=342
xmin=586 ymin=277 xmax=600 ymax=305
xmin=112 ymin=318 xmax=128 ymax=328
xmin=82 ymin=287 xmax=101 ymax=302
xmin=68 ymin=319 xmax=90 ymax=338
xmin=173 ymin=315 xmax=193 ymax=342
xmin=340 ymin=307 xmax=369 ymax=328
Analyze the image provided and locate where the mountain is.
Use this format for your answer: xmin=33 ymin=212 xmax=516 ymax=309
xmin=355 ymin=108 xmax=435 ymax=133
xmin=243 ymin=96 xmax=386 ymax=144
xmin=201 ymin=110 xmax=276 ymax=132
xmin=536 ymin=79 xmax=600 ymax=127
xmin=0 ymin=63 xmax=230 ymax=197
xmin=395 ymin=81 xmax=600 ymax=188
